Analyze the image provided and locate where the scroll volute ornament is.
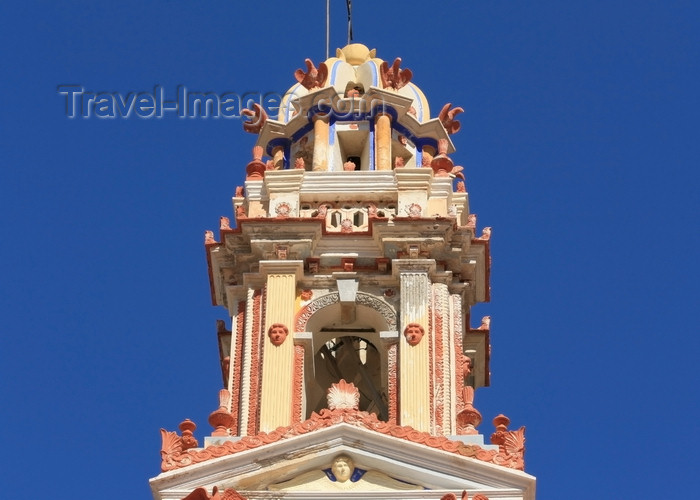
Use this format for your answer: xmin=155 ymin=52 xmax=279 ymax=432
xmin=403 ymin=323 xmax=425 ymax=346
xmin=295 ymin=58 xmax=328 ymax=90
xmin=438 ymin=102 xmax=464 ymax=134
xmin=490 ymin=414 xmax=526 ymax=467
xmin=380 ymin=58 xmax=413 ymax=90
xmin=241 ymin=103 xmax=267 ymax=134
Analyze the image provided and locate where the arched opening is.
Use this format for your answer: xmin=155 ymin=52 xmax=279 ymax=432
xmin=297 ymin=293 xmax=396 ymax=422
xmin=306 ymin=331 xmax=387 ymax=421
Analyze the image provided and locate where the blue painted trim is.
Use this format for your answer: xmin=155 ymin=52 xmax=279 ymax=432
xmin=407 ymin=83 xmax=423 ymax=121
xmin=369 ymin=62 xmax=378 ymax=86
xmin=266 ymin=137 xmax=291 ymax=157
xmin=291 ymin=123 xmax=315 ymax=143
xmin=284 ymin=83 xmax=301 ymax=122
xmin=329 ymin=60 xmax=341 ymax=86
xmin=322 ymin=468 xmax=367 ymax=482
xmin=284 ymin=142 xmax=291 ymax=169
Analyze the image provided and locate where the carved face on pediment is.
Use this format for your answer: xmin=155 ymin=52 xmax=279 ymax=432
xmin=330 ymin=455 xmax=353 ymax=482
xmin=268 ymin=453 xmax=419 ymax=492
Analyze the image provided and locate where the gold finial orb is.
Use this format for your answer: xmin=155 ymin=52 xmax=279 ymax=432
xmin=336 ymin=43 xmax=376 ymax=65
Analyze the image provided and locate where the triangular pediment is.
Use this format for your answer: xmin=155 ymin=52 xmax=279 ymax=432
xmin=151 ymin=422 xmax=535 ymax=500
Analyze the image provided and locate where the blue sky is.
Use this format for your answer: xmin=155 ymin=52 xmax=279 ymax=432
xmin=1 ymin=1 xmax=698 ymax=498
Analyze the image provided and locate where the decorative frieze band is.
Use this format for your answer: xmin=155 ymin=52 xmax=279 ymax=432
xmin=295 ymin=291 xmax=396 ymax=331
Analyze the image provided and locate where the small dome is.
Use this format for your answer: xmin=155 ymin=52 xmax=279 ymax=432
xmin=336 ymin=43 xmax=376 ymax=65
xmin=277 ymin=45 xmax=430 ymax=123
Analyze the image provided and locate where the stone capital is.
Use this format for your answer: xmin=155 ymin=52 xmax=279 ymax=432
xmin=258 ymin=260 xmax=304 ymax=280
xmin=391 ymin=259 xmax=436 ymax=277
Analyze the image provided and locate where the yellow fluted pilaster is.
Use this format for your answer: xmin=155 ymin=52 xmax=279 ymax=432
xmin=394 ymin=260 xmax=435 ymax=432
xmin=258 ymin=261 xmax=303 ymax=432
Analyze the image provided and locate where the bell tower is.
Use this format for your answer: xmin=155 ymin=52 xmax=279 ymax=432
xmin=150 ymin=43 xmax=536 ymax=500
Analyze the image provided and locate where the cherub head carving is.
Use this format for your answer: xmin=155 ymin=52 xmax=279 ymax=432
xmin=462 ymin=354 xmax=472 ymax=378
xmin=403 ymin=323 xmax=425 ymax=346
xmin=331 ymin=455 xmax=354 ymax=482
xmin=267 ymin=323 xmax=289 ymax=346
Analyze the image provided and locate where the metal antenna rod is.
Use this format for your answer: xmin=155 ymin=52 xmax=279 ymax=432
xmin=326 ymin=0 xmax=330 ymax=60
xmin=346 ymin=0 xmax=353 ymax=44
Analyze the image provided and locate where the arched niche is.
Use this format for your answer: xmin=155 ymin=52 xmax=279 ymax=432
xmin=295 ymin=293 xmax=397 ymax=421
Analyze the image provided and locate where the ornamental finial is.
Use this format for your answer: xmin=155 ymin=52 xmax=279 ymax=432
xmin=327 ymin=379 xmax=360 ymax=410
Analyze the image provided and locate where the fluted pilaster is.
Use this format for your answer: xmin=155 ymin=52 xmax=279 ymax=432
xmin=258 ymin=261 xmax=303 ymax=432
xmin=395 ymin=260 xmax=434 ymax=431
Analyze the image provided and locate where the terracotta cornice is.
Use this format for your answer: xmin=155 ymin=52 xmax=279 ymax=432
xmin=160 ymin=408 xmax=524 ymax=473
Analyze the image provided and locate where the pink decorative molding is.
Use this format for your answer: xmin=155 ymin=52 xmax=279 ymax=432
xmin=230 ymin=301 xmax=246 ymax=433
xmin=235 ymin=205 xmax=247 ymax=221
xmin=387 ymin=343 xmax=398 ymax=424
xmin=204 ymin=230 xmax=217 ymax=245
xmin=440 ymin=493 xmax=489 ymax=500
xmin=182 ymin=486 xmax=248 ymax=500
xmin=274 ymin=202 xmax=291 ymax=218
xmin=406 ymin=203 xmax=422 ymax=218
xmin=466 ymin=213 xmax=477 ymax=232
xmin=440 ymin=492 xmax=467 ymax=500
xmin=160 ymin=407 xmax=526 ymax=472
xmin=293 ymin=345 xmax=304 ymax=422
xmin=432 ymin=291 xmax=444 ymax=435
xmin=477 ymin=227 xmax=491 ymax=241
xmin=295 ymin=291 xmax=397 ymax=331
xmin=477 ymin=316 xmax=491 ymax=330
xmin=247 ymin=290 xmax=263 ymax=436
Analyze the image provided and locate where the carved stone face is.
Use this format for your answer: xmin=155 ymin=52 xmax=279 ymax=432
xmin=331 ymin=455 xmax=354 ymax=482
xmin=462 ymin=354 xmax=472 ymax=378
xmin=268 ymin=323 xmax=289 ymax=346
xmin=403 ymin=323 xmax=424 ymax=346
